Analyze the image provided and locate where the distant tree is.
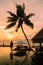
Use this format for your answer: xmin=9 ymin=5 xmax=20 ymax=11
xmin=5 ymin=3 xmax=35 ymax=48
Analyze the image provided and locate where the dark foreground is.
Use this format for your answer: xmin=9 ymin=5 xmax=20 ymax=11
xmin=0 ymin=47 xmax=43 ymax=65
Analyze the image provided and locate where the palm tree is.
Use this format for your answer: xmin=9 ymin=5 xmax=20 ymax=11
xmin=5 ymin=4 xmax=35 ymax=48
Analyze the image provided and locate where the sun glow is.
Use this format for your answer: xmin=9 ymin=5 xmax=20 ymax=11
xmin=8 ymin=34 xmax=12 ymax=39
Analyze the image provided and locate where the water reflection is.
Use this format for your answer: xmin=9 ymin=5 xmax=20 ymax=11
xmin=10 ymin=50 xmax=30 ymax=65
xmin=0 ymin=47 xmax=34 ymax=65
xmin=10 ymin=51 xmax=13 ymax=61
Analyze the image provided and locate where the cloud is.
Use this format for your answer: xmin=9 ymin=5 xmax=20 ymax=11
xmin=0 ymin=26 xmax=5 ymax=30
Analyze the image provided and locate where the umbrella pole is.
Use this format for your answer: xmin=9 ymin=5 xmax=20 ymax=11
xmin=40 ymin=43 xmax=41 ymax=48
xmin=40 ymin=42 xmax=41 ymax=53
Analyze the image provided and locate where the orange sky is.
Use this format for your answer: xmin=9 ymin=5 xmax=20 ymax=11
xmin=0 ymin=0 xmax=43 ymax=41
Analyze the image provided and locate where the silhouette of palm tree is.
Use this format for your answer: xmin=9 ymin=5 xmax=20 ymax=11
xmin=5 ymin=3 xmax=35 ymax=48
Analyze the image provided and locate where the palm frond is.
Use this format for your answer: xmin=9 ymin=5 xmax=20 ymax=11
xmin=15 ymin=23 xmax=20 ymax=32
xmin=7 ymin=17 xmax=17 ymax=23
xmin=5 ymin=22 xmax=16 ymax=29
xmin=23 ymin=3 xmax=25 ymax=10
xmin=24 ymin=19 xmax=34 ymax=29
xmin=16 ymin=4 xmax=25 ymax=18
xmin=15 ymin=18 xmax=23 ymax=32
xmin=7 ymin=11 xmax=19 ymax=19
xmin=29 ymin=22 xmax=34 ymax=29
xmin=26 ymin=13 xmax=35 ymax=18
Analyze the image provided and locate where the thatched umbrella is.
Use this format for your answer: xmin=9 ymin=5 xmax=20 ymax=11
xmin=31 ymin=28 xmax=43 ymax=49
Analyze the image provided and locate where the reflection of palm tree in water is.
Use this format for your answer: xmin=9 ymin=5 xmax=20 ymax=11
xmin=10 ymin=51 xmax=13 ymax=61
xmin=10 ymin=51 xmax=13 ymax=65
xmin=10 ymin=51 xmax=31 ymax=65
xmin=10 ymin=45 xmax=35 ymax=65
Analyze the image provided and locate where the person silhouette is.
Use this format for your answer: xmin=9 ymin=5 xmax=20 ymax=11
xmin=10 ymin=40 xmax=13 ymax=50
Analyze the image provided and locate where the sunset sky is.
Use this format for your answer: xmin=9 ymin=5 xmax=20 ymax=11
xmin=0 ymin=0 xmax=43 ymax=41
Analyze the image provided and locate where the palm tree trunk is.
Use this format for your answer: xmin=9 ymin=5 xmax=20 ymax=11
xmin=21 ymin=25 xmax=31 ymax=47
